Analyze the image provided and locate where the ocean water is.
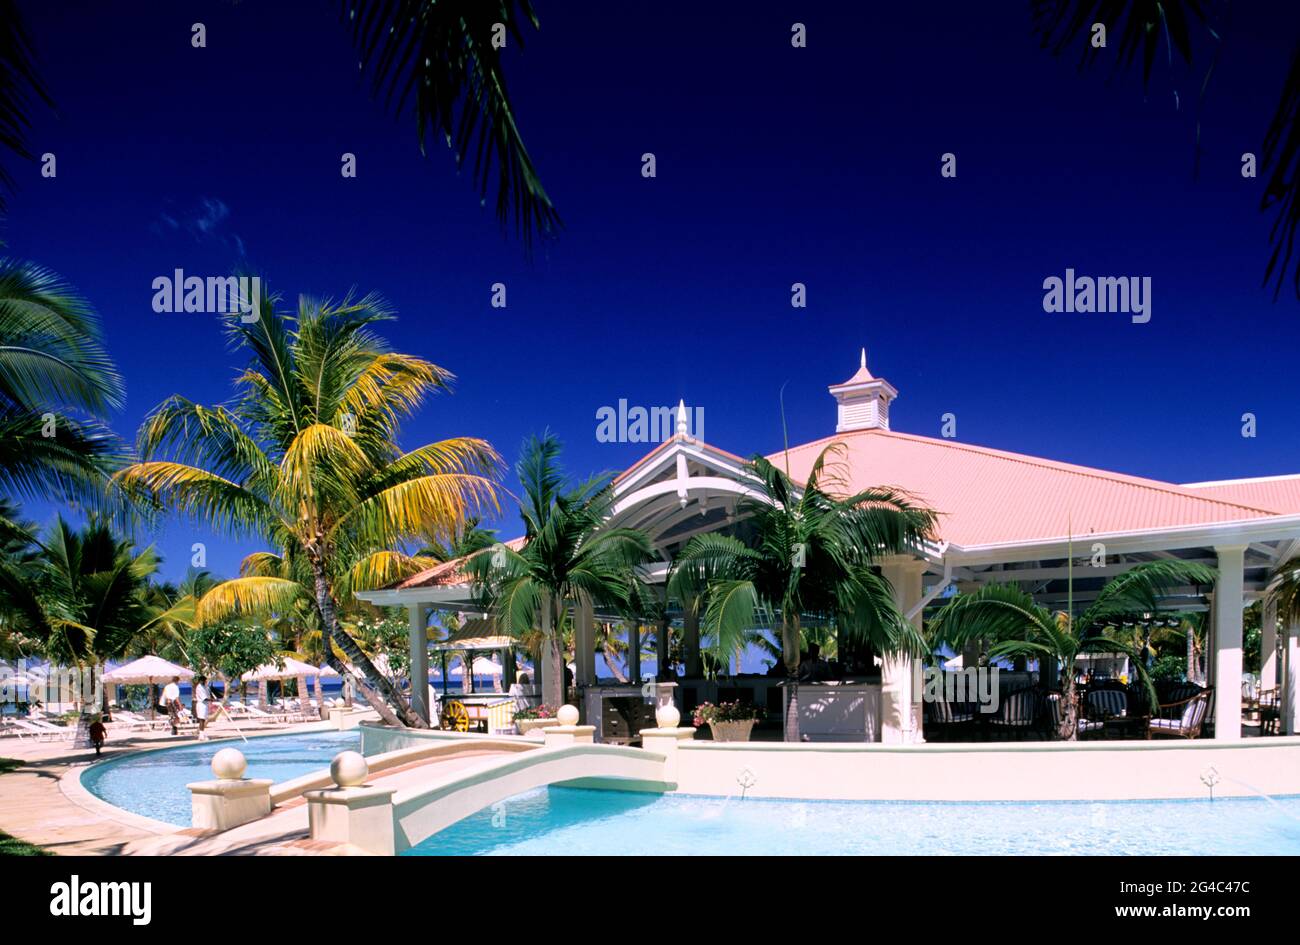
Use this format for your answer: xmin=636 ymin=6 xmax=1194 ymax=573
xmin=404 ymin=786 xmax=1300 ymax=856
xmin=81 ymin=730 xmax=359 ymax=825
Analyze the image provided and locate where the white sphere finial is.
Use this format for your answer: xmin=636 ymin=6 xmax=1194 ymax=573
xmin=655 ymin=703 xmax=681 ymax=729
xmin=212 ymin=747 xmax=247 ymax=780
xmin=557 ymin=704 xmax=580 ymax=726
xmin=330 ymin=751 xmax=369 ymax=787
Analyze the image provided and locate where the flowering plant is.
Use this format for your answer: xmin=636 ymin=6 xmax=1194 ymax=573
xmin=513 ymin=704 xmax=556 ymax=722
xmin=692 ymin=700 xmax=763 ymax=726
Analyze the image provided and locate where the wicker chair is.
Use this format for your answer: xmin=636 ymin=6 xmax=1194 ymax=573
xmin=987 ymin=687 xmax=1040 ymax=740
xmin=1146 ymin=687 xmax=1212 ymax=739
xmin=924 ymin=698 xmax=976 ymax=741
xmin=1079 ymin=688 xmax=1129 ymax=739
xmin=1258 ymin=688 xmax=1281 ymax=736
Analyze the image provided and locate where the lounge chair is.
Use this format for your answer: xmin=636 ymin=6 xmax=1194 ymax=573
xmin=102 ymin=712 xmax=155 ymax=733
xmin=9 ymin=719 xmax=72 ymax=742
xmin=1146 ymin=687 xmax=1212 ymax=739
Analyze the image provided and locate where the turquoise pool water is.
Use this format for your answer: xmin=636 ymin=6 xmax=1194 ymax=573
xmin=404 ymin=787 xmax=1300 ymax=856
xmin=82 ymin=731 xmax=359 ymax=825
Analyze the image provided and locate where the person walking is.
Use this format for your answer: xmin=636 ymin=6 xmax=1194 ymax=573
xmin=161 ymin=675 xmax=182 ymax=735
xmin=88 ymin=716 xmax=107 ymax=755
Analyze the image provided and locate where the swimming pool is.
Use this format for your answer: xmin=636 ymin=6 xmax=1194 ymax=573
xmin=81 ymin=731 xmax=359 ymax=826
xmin=404 ymin=786 xmax=1300 ymax=856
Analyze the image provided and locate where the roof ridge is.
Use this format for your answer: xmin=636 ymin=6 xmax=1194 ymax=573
xmin=1183 ymin=473 xmax=1300 ymax=487
xmin=773 ymin=428 xmax=1281 ymax=519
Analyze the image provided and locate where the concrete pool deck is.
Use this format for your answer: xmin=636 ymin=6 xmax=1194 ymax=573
xmin=7 ymin=719 xmax=1300 ymax=856
xmin=0 ymin=718 xmax=353 ymax=855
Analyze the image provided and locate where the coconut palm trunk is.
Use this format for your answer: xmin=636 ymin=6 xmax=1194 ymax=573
xmin=1057 ymin=675 xmax=1080 ymax=741
xmin=783 ymin=614 xmax=801 ymax=742
xmin=540 ymin=592 xmax=563 ymax=708
xmin=311 ymin=567 xmax=416 ymax=727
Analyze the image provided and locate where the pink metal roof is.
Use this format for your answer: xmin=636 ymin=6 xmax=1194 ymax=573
xmin=391 ymin=537 xmax=526 ymax=590
xmin=1181 ymin=476 xmax=1300 ymax=516
xmin=769 ymin=429 xmax=1280 ymax=547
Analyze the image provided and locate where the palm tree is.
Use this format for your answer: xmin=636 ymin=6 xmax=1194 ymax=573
xmin=116 ymin=289 xmax=501 ymax=727
xmin=0 ymin=518 xmax=168 ymax=742
xmin=0 ymin=1 xmax=51 ymax=213
xmin=668 ymin=444 xmax=938 ymax=740
xmin=929 ymin=560 xmax=1217 ymax=740
xmin=0 ymin=3 xmax=557 ymax=243
xmin=1032 ymin=1 xmax=1300 ymax=298
xmin=416 ymin=517 xmax=499 ymax=562
xmin=342 ymin=0 xmax=560 ymax=246
xmin=134 ymin=568 xmax=223 ymax=664
xmin=466 ymin=433 xmax=653 ymax=708
xmin=0 ymin=518 xmax=158 ymax=666
xmin=0 ymin=260 xmax=126 ymax=509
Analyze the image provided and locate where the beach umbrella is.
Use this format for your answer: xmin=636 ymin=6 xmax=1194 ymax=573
xmin=449 ymin=656 xmax=503 ymax=677
xmin=102 ymin=655 xmax=193 ymax=685
xmin=241 ymin=656 xmax=332 ymax=681
xmin=102 ymin=656 xmax=193 ymax=719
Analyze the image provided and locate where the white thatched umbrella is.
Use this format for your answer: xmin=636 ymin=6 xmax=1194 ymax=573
xmin=450 ymin=655 xmax=504 ymax=693
xmin=102 ymin=656 xmax=193 ymax=719
xmin=102 ymin=655 xmax=193 ymax=685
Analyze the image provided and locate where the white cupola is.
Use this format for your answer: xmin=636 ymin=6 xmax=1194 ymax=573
xmin=828 ymin=348 xmax=897 ymax=432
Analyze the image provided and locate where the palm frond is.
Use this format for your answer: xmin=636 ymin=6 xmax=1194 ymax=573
xmin=195 ymin=576 xmax=305 ymax=625
xmin=341 ymin=0 xmax=560 ymax=247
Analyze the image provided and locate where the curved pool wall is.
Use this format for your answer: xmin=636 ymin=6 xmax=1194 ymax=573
xmin=404 ymin=786 xmax=1300 ymax=856
xmin=81 ymin=730 xmax=360 ymax=826
xmin=360 ymin=723 xmax=1300 ymax=802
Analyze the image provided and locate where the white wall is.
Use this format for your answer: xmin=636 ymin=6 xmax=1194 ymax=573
xmin=672 ymin=738 xmax=1300 ymax=801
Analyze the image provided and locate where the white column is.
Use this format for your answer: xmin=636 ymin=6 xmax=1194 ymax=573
xmin=1213 ymin=546 xmax=1245 ymax=740
xmin=408 ymin=603 xmax=429 ymax=724
xmin=1261 ymin=598 xmax=1278 ymax=688
xmin=656 ymin=616 xmax=670 ymax=680
xmin=880 ymin=556 xmax=926 ymax=744
xmin=1284 ymin=617 xmax=1299 ymax=736
xmin=575 ymin=597 xmax=596 ymax=687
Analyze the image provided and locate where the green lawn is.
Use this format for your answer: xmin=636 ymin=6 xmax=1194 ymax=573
xmin=0 ymin=759 xmax=50 ymax=855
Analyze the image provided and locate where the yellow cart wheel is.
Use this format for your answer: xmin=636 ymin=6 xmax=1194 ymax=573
xmin=441 ymin=700 xmax=470 ymax=732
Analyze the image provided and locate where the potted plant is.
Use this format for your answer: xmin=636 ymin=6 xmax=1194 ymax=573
xmin=513 ymin=704 xmax=560 ymax=736
xmin=692 ymin=701 xmax=763 ymax=742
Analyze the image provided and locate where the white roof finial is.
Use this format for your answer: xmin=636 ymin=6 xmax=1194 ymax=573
xmin=676 ymin=398 xmax=689 ymax=436
xmin=860 ymin=347 xmax=867 ymax=370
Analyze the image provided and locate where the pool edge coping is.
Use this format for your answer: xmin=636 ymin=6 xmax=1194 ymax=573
xmin=68 ymin=722 xmax=346 ymax=834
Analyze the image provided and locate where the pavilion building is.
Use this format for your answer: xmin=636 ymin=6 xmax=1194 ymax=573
xmin=359 ymin=350 xmax=1300 ymax=742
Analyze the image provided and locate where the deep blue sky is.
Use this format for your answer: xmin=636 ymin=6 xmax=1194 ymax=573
xmin=7 ymin=0 xmax=1300 ymax=582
